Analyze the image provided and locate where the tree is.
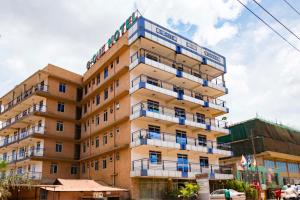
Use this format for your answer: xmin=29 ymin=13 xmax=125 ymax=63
xmin=178 ymin=182 xmax=200 ymax=200
xmin=0 ymin=161 xmax=33 ymax=200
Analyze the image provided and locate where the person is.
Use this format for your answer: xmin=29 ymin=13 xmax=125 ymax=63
xmin=285 ymin=184 xmax=297 ymax=199
xmin=274 ymin=188 xmax=281 ymax=200
xmin=224 ymin=188 xmax=231 ymax=200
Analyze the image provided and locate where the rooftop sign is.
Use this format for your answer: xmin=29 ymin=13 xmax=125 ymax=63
xmin=86 ymin=12 xmax=138 ymax=70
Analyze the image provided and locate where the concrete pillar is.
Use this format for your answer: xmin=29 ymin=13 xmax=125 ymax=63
xmin=196 ymin=173 xmax=210 ymax=200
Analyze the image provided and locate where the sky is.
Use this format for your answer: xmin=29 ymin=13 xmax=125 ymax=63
xmin=0 ymin=0 xmax=299 ymax=129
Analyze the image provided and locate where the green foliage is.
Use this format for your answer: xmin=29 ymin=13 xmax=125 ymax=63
xmin=224 ymin=180 xmax=258 ymax=200
xmin=178 ymin=182 xmax=199 ymax=199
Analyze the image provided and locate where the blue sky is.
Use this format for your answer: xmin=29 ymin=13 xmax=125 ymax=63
xmin=0 ymin=0 xmax=299 ymax=129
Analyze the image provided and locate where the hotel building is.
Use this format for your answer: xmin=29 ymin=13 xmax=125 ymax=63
xmin=0 ymin=12 xmax=232 ymax=199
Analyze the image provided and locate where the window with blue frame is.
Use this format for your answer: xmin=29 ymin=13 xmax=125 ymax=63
xmin=104 ymin=67 xmax=108 ymax=79
xmin=148 ymin=125 xmax=161 ymax=139
xmin=174 ymin=107 xmax=186 ymax=119
xmin=276 ymin=161 xmax=287 ymax=172
xmin=147 ymin=77 xmax=159 ymax=86
xmin=198 ymin=134 xmax=207 ymax=146
xmin=147 ymin=100 xmax=159 ymax=112
xmin=177 ymin=154 xmax=188 ymax=172
xmin=288 ymin=163 xmax=299 ymax=173
xmin=264 ymin=160 xmax=275 ymax=169
xmin=200 ymin=157 xmax=209 ymax=168
xmin=196 ymin=113 xmax=205 ymax=123
xmin=149 ymin=151 xmax=161 ymax=164
xmin=176 ymin=130 xmax=187 ymax=145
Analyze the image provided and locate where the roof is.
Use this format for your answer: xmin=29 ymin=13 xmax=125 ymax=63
xmin=40 ymin=179 xmax=127 ymax=192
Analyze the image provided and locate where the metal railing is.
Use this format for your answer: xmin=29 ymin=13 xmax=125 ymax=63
xmin=131 ymin=101 xmax=228 ymax=129
xmin=130 ymin=48 xmax=225 ymax=87
xmin=0 ymin=83 xmax=48 ymax=114
xmin=1 ymin=171 xmax=42 ymax=180
xmin=131 ymin=74 xmax=226 ymax=108
xmin=0 ymin=126 xmax=45 ymax=148
xmin=132 ymin=158 xmax=233 ymax=174
xmin=0 ymin=148 xmax=45 ymax=163
xmin=0 ymin=105 xmax=47 ymax=130
xmin=131 ymin=129 xmax=231 ymax=151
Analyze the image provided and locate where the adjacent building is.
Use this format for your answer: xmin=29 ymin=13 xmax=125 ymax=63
xmin=0 ymin=12 xmax=232 ymax=199
xmin=219 ymin=118 xmax=300 ymax=189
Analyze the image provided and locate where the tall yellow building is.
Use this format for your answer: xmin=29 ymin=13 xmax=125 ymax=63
xmin=0 ymin=12 xmax=232 ymax=199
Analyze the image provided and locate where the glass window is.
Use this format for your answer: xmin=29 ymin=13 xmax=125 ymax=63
xmin=104 ymin=67 xmax=108 ymax=79
xmin=200 ymin=157 xmax=209 ymax=168
xmin=174 ymin=107 xmax=186 ymax=119
xmin=56 ymin=143 xmax=62 ymax=152
xmin=264 ymin=160 xmax=275 ymax=169
xmin=97 ymin=74 xmax=100 ymax=85
xmin=148 ymin=125 xmax=160 ymax=139
xmin=149 ymin=151 xmax=162 ymax=164
xmin=96 ymin=95 xmax=100 ymax=105
xmin=147 ymin=77 xmax=159 ymax=86
xmin=50 ymin=163 xmax=58 ymax=174
xmin=95 ymin=115 xmax=100 ymax=125
xmin=103 ymin=111 xmax=108 ymax=122
xmin=95 ymin=160 xmax=99 ymax=171
xmin=104 ymin=88 xmax=108 ymax=100
xmin=102 ymin=159 xmax=107 ymax=169
xmin=59 ymin=83 xmax=66 ymax=93
xmin=276 ymin=161 xmax=287 ymax=172
xmin=196 ymin=113 xmax=205 ymax=124
xmin=57 ymin=102 xmax=65 ymax=112
xmin=147 ymin=100 xmax=159 ymax=112
xmin=95 ymin=137 xmax=99 ymax=147
xmin=198 ymin=134 xmax=207 ymax=146
xmin=71 ymin=165 xmax=77 ymax=175
xmin=103 ymin=134 xmax=108 ymax=145
xmin=288 ymin=163 xmax=299 ymax=173
xmin=56 ymin=121 xmax=64 ymax=131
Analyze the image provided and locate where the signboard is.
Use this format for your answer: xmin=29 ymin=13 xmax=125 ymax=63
xmin=196 ymin=173 xmax=210 ymax=200
xmin=93 ymin=192 xmax=104 ymax=198
xmin=86 ymin=12 xmax=139 ymax=69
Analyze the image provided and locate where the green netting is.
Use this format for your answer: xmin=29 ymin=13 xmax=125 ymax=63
xmin=217 ymin=118 xmax=300 ymax=156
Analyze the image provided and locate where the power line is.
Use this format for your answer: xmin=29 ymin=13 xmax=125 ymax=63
xmin=282 ymin=0 xmax=300 ymax=17
xmin=235 ymin=0 xmax=300 ymax=53
xmin=252 ymin=0 xmax=300 ymax=42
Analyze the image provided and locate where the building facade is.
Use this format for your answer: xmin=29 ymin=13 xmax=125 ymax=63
xmin=80 ymin=13 xmax=232 ymax=199
xmin=219 ymin=118 xmax=300 ymax=187
xmin=0 ymin=64 xmax=82 ymax=183
xmin=0 ymin=12 xmax=232 ymax=199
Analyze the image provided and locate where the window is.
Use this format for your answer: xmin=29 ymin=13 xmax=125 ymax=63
xmin=40 ymin=189 xmax=48 ymax=200
xmin=110 ymin=63 xmax=113 ymax=69
xmin=104 ymin=67 xmax=108 ymax=79
xmin=104 ymin=88 xmax=108 ymax=100
xmin=147 ymin=100 xmax=159 ymax=112
xmin=56 ymin=121 xmax=64 ymax=131
xmin=116 ymin=102 xmax=120 ymax=110
xmin=196 ymin=113 xmax=205 ymax=124
xmin=265 ymin=160 xmax=275 ymax=169
xmin=95 ymin=137 xmax=99 ymax=147
xmin=96 ymin=94 xmax=100 ymax=105
xmin=71 ymin=165 xmax=77 ymax=175
xmin=97 ymin=73 xmax=100 ymax=85
xmin=82 ymin=163 xmax=86 ymax=173
xmin=174 ymin=107 xmax=186 ymax=119
xmin=84 ymin=85 xmax=88 ymax=95
xmin=95 ymin=115 xmax=100 ymax=125
xmin=200 ymin=157 xmax=209 ymax=168
xmin=147 ymin=77 xmax=159 ymax=86
xmin=95 ymin=160 xmax=99 ymax=170
xmin=116 ymin=56 xmax=119 ymax=64
xmin=104 ymin=110 xmax=108 ymax=122
xmin=56 ymin=143 xmax=62 ymax=152
xmin=110 ymin=156 xmax=113 ymax=162
xmin=110 ymin=84 xmax=113 ymax=92
xmin=148 ymin=125 xmax=160 ymax=139
xmin=59 ymin=83 xmax=66 ymax=93
xmin=116 ymin=152 xmax=120 ymax=160
xmin=288 ymin=163 xmax=299 ymax=173
xmin=149 ymin=151 xmax=162 ymax=164
xmin=57 ymin=102 xmax=65 ymax=112
xmin=103 ymin=134 xmax=108 ymax=145
xmin=198 ymin=134 xmax=207 ymax=146
xmin=276 ymin=161 xmax=287 ymax=172
xmin=116 ymin=79 xmax=119 ymax=87
xmin=102 ymin=159 xmax=107 ymax=169
xmin=50 ymin=163 xmax=58 ymax=174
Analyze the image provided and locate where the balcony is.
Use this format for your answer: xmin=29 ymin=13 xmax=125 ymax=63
xmin=0 ymin=105 xmax=46 ymax=132
xmin=1 ymin=171 xmax=42 ymax=180
xmin=131 ymin=158 xmax=233 ymax=179
xmin=130 ymin=48 xmax=227 ymax=97
xmin=0 ymin=148 xmax=44 ymax=164
xmin=0 ymin=126 xmax=45 ymax=148
xmin=0 ymin=83 xmax=48 ymax=116
xmin=130 ymin=74 xmax=228 ymax=116
xmin=130 ymin=129 xmax=231 ymax=157
xmin=130 ymin=102 xmax=229 ymax=135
